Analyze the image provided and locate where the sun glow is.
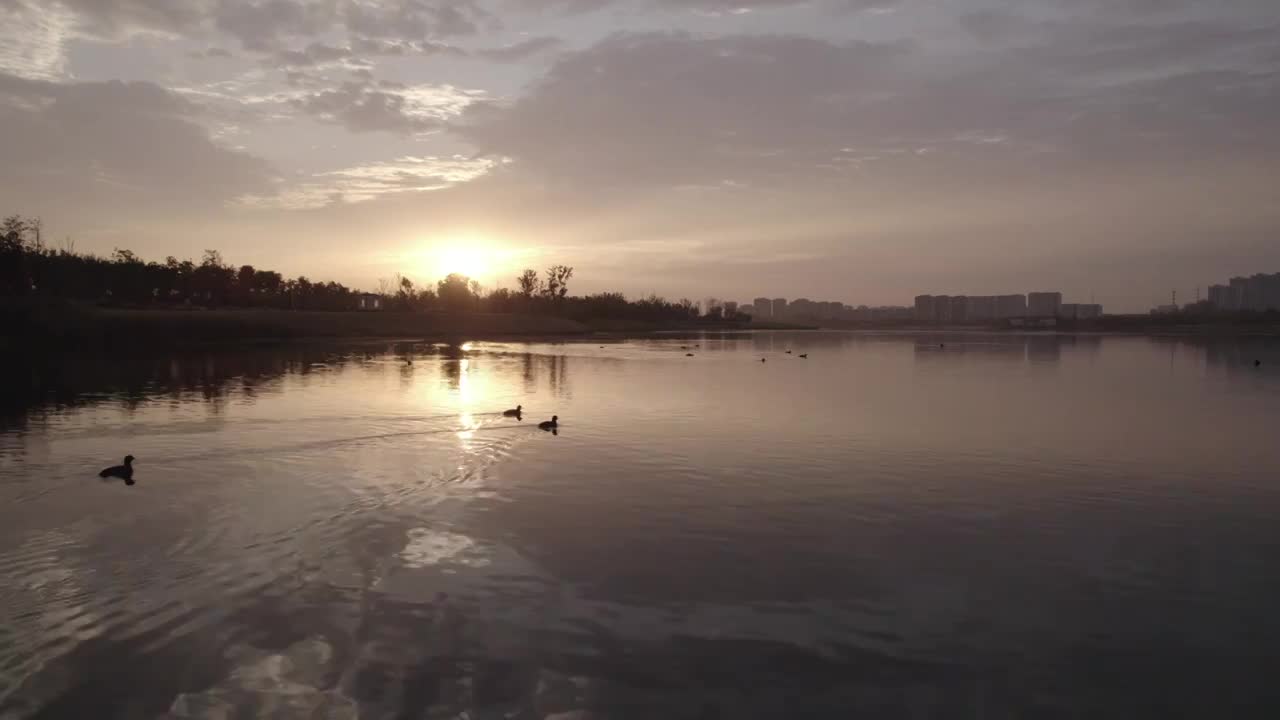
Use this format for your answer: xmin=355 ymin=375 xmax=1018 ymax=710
xmin=431 ymin=242 xmax=497 ymax=282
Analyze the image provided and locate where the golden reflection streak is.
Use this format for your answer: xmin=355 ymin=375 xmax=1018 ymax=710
xmin=456 ymin=360 xmax=482 ymax=440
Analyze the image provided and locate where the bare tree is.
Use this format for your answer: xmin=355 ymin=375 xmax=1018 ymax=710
xmin=517 ymin=268 xmax=540 ymax=298
xmin=24 ymin=217 xmax=42 ymax=251
xmin=543 ymin=264 xmax=574 ymax=299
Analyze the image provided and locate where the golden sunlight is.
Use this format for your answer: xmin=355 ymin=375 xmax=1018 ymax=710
xmin=432 ymin=242 xmax=494 ymax=282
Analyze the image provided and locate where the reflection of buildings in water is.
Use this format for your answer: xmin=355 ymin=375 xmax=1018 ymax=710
xmin=1025 ymin=337 xmax=1061 ymax=365
xmin=1056 ymin=334 xmax=1102 ymax=356
xmin=1203 ymin=338 xmax=1278 ymax=374
xmin=910 ymin=335 xmax=1069 ymax=365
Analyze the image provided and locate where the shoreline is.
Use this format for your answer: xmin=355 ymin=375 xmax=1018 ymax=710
xmin=2 ymin=302 xmax=804 ymax=350
xmin=6 ymin=302 xmax=1277 ymax=351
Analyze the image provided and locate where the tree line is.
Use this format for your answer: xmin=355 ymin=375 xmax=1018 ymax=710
xmin=1 ymin=214 xmax=731 ymax=323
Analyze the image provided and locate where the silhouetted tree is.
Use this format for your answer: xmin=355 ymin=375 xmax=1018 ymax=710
xmin=517 ymin=269 xmax=540 ymax=298
xmin=544 ymin=264 xmax=573 ymax=299
xmin=437 ymin=273 xmax=474 ymax=311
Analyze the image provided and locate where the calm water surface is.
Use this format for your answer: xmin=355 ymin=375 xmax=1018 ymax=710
xmin=2 ymin=332 xmax=1280 ymax=718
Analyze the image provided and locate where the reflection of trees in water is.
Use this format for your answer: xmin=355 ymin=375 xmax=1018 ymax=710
xmin=514 ymin=352 xmax=572 ymax=398
xmin=0 ymin=346 xmax=362 ymax=431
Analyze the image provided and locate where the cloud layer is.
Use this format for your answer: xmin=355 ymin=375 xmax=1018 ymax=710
xmin=0 ymin=0 xmax=1277 ymax=307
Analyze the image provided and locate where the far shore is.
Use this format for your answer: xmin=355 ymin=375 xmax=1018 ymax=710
xmin=5 ymin=302 xmax=1276 ymax=351
xmin=1 ymin=301 xmax=816 ymax=349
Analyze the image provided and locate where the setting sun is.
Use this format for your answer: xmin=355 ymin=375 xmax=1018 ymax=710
xmin=428 ymin=242 xmax=498 ymax=282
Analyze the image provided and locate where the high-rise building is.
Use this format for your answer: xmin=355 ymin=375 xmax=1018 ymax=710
xmin=995 ymin=294 xmax=1027 ymax=319
xmin=1213 ymin=274 xmax=1280 ymax=312
xmin=753 ymin=297 xmax=772 ymax=318
xmin=1208 ymin=284 xmax=1238 ymax=311
xmin=1028 ymin=292 xmax=1062 ymax=317
xmin=950 ymin=296 xmax=968 ymax=324
xmin=914 ymin=295 xmax=935 ymax=323
xmin=934 ymin=295 xmax=952 ymax=324
xmin=773 ymin=298 xmax=788 ymax=317
xmin=968 ymin=295 xmax=997 ymax=321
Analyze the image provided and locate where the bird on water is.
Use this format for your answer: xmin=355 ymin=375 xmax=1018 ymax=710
xmin=503 ymin=404 xmax=523 ymax=417
xmin=799 ymin=353 xmax=808 ymax=359
xmin=538 ymin=416 xmax=559 ymax=431
xmin=99 ymin=455 xmax=136 ymax=485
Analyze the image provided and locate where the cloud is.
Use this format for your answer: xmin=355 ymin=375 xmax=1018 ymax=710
xmin=0 ymin=72 xmax=273 ymax=211
xmin=213 ymin=0 xmax=341 ymax=52
xmin=344 ymin=0 xmax=486 ymax=40
xmin=0 ymin=2 xmax=74 ymax=80
xmin=473 ymin=36 xmax=562 ymax=62
xmin=458 ymin=26 xmax=1280 ymax=197
xmin=291 ymin=80 xmax=483 ymax=134
xmin=270 ymin=37 xmax=462 ymax=69
xmin=273 ymin=41 xmax=355 ymax=68
xmin=509 ymin=0 xmax=902 ymax=15
xmin=0 ymin=0 xmax=492 ymax=54
xmin=237 ymin=154 xmax=501 ymax=209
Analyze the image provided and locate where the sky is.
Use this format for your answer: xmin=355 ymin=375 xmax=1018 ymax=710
xmin=1 ymin=0 xmax=1278 ymax=311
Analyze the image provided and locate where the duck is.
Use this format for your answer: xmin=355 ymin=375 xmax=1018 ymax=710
xmin=1257 ymin=359 xmax=1263 ymax=367
xmin=406 ymin=358 xmax=413 ymax=365
xmin=761 ymin=358 xmax=767 ymax=363
xmin=799 ymin=353 xmax=808 ymax=359
xmin=503 ymin=404 xmax=522 ymax=417
xmin=686 ymin=353 xmax=695 ymax=357
xmin=785 ymin=350 xmax=792 ymax=354
xmin=538 ymin=416 xmax=558 ymax=431
xmin=99 ymin=455 xmax=136 ymax=485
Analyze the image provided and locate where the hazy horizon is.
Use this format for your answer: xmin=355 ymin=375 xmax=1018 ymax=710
xmin=3 ymin=0 xmax=1279 ymax=312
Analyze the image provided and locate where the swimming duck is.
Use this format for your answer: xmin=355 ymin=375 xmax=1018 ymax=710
xmin=799 ymin=353 xmax=808 ymax=359
xmin=686 ymin=353 xmax=694 ymax=357
xmin=761 ymin=358 xmax=767 ymax=363
xmin=503 ymin=404 xmax=523 ymax=417
xmin=785 ymin=350 xmax=792 ymax=354
xmin=538 ymin=416 xmax=558 ymax=431
xmin=99 ymin=455 xmax=136 ymax=485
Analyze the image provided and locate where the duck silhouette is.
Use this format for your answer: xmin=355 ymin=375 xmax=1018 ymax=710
xmin=686 ymin=353 xmax=695 ymax=357
xmin=538 ymin=416 xmax=558 ymax=431
xmin=799 ymin=353 xmax=808 ymax=359
xmin=785 ymin=350 xmax=792 ymax=354
xmin=761 ymin=358 xmax=767 ymax=363
xmin=503 ymin=404 xmax=522 ymax=418
xmin=99 ymin=455 xmax=136 ymax=485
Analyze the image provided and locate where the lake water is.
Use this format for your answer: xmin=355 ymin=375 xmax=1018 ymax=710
xmin=2 ymin=332 xmax=1280 ymax=719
